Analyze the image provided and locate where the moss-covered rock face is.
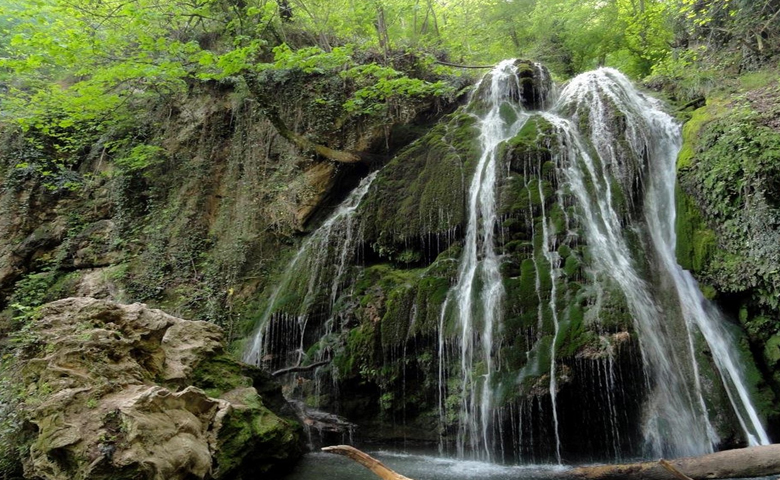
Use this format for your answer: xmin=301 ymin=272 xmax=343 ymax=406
xmin=0 ymin=56 xmax=457 ymax=337
xmin=359 ymin=113 xmax=479 ymax=263
xmin=472 ymin=59 xmax=553 ymax=111
xmin=251 ymin=96 xmax=647 ymax=460
xmin=676 ymin=75 xmax=780 ymax=430
xmin=248 ymin=64 xmax=777 ymax=461
xmin=0 ymin=298 xmax=302 ymax=480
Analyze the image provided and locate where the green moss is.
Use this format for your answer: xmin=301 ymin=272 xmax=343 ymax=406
xmin=360 ymin=112 xmax=478 ymax=257
xmin=413 ymin=276 xmax=451 ymax=335
xmin=563 ymin=252 xmax=581 ymax=278
xmin=555 ymin=302 xmax=590 ymax=359
xmin=765 ymin=335 xmax=780 ymax=366
xmin=190 ymin=354 xmax=251 ymax=398
xmin=699 ymin=283 xmax=717 ymax=300
xmin=675 ymin=186 xmax=717 ymax=274
xmin=214 ymin=390 xmax=301 ymax=477
xmin=381 ymin=284 xmax=416 ymax=348
xmin=334 ymin=323 xmax=377 ymax=378
xmin=518 ymin=259 xmax=539 ymax=311
xmin=679 ymin=105 xmax=715 ymax=169
xmin=739 ymin=70 xmax=778 ymax=90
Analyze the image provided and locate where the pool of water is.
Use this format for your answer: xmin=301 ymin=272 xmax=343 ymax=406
xmin=280 ymin=451 xmax=568 ymax=480
xmin=280 ymin=449 xmax=778 ymax=480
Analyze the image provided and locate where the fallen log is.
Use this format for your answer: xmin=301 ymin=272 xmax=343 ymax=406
xmin=322 ymin=444 xmax=780 ymax=480
xmin=567 ymin=444 xmax=780 ymax=480
xmin=658 ymin=459 xmax=693 ymax=480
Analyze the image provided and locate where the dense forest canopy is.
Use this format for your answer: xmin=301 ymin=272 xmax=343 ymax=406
xmin=0 ymin=0 xmax=776 ymax=241
xmin=1 ymin=0 xmax=778 ymax=134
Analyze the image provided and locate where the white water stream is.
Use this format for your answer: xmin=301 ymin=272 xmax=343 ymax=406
xmin=546 ymin=68 xmax=769 ymax=456
xmin=243 ymin=172 xmax=378 ymax=367
xmin=440 ymin=63 xmax=768 ymax=461
xmin=243 ymin=61 xmax=769 ymax=465
xmin=443 ymin=60 xmax=531 ymax=460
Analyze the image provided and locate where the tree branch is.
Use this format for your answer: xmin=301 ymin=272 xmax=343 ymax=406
xmin=263 ymin=108 xmax=363 ymax=163
xmin=271 ymin=359 xmax=330 ymax=377
xmin=322 ymin=445 xmax=414 ymax=480
xmin=435 ymin=60 xmax=493 ymax=69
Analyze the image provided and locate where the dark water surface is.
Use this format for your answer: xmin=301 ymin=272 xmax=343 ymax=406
xmin=279 ymin=450 xmax=777 ymax=480
xmin=280 ymin=451 xmax=567 ymax=480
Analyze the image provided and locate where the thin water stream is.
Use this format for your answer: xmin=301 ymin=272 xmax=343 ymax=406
xmin=446 ymin=59 xmax=531 ymax=461
xmin=244 ymin=171 xmax=378 ymax=368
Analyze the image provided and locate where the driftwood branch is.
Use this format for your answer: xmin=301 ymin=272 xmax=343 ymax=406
xmin=322 ymin=445 xmax=413 ymax=480
xmin=271 ymin=359 xmax=330 ymax=377
xmin=658 ymin=459 xmax=693 ymax=480
xmin=322 ymin=444 xmax=780 ymax=480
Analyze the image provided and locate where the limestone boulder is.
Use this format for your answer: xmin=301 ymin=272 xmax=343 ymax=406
xmin=6 ymin=297 xmax=301 ymax=480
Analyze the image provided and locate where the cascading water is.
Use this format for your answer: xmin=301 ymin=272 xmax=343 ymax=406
xmin=242 ymin=59 xmax=770 ymax=466
xmin=243 ymin=171 xmax=377 ymax=369
xmin=543 ymin=67 xmax=769 ymax=456
xmin=641 ymin=82 xmax=771 ymax=447
xmin=441 ymin=60 xmax=533 ymax=460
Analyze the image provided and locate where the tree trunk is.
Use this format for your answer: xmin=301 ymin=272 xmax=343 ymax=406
xmin=322 ymin=444 xmax=780 ymax=480
xmin=375 ymin=4 xmax=390 ymax=60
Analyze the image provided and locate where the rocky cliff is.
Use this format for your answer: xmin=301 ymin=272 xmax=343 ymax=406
xmin=241 ymin=61 xmax=779 ymax=462
xmin=2 ymin=49 xmax=780 ymax=472
xmin=0 ymin=51 xmax=459 ymax=477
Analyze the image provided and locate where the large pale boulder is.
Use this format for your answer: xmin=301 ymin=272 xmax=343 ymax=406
xmin=5 ymin=297 xmax=301 ymax=480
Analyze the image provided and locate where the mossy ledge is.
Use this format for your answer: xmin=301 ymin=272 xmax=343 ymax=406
xmin=676 ymin=75 xmax=780 ymax=431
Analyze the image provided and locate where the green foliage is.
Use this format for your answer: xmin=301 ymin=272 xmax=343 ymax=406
xmin=678 ymin=0 xmax=780 ymax=65
xmin=695 ymin=112 xmax=780 ymax=221
xmin=0 ymin=359 xmax=28 ymax=478
xmin=0 ymin=0 xmax=279 ymax=172
xmin=342 ymin=63 xmax=452 ymax=115
xmin=523 ymin=0 xmax=673 ymax=77
xmin=9 ymin=271 xmax=58 ymax=312
xmin=258 ymin=43 xmax=455 ymax=117
xmin=114 ymin=144 xmax=166 ymax=173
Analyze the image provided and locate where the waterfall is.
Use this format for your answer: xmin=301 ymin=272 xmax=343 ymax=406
xmin=443 ymin=59 xmax=532 ymax=460
xmin=241 ymin=60 xmax=769 ymax=464
xmin=545 ymin=68 xmax=769 ymax=456
xmin=538 ymin=177 xmax=563 ymax=464
xmin=642 ymin=82 xmax=772 ymax=447
xmin=243 ymin=172 xmax=378 ymax=368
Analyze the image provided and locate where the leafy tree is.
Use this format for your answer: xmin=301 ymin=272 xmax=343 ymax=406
xmin=678 ymin=0 xmax=780 ymax=65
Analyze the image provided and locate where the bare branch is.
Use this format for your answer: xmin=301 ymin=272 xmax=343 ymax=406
xmin=271 ymin=359 xmax=330 ymax=377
